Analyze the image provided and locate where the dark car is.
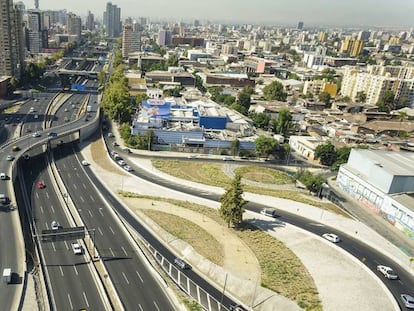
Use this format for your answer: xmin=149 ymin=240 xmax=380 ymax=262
xmin=229 ymin=304 xmax=248 ymax=311
xmin=48 ymin=132 xmax=57 ymax=137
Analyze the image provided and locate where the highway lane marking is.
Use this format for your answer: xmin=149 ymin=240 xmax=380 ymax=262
xmin=309 ymin=223 xmax=324 ymax=227
xmin=59 ymin=266 xmax=64 ymax=276
xmin=122 ymin=272 xmax=130 ymax=284
xmin=153 ymin=301 xmax=160 ymax=311
xmin=73 ymin=265 xmax=78 ymax=275
xmin=80 ymin=196 xmax=85 ymax=203
xmin=73 ymin=183 xmax=77 ymax=189
xmin=35 ymin=192 xmax=39 ymax=199
xmin=45 ymin=191 xmax=49 ymax=199
xmin=121 ymin=246 xmax=128 ymax=256
xmin=83 ymin=292 xmax=90 ymax=307
xmin=398 ymin=279 xmax=404 ymax=285
xmin=98 ymin=227 xmax=103 ymax=236
xmin=99 ymin=208 xmax=104 ymax=216
xmin=138 ymin=304 xmax=143 ymax=311
xmin=90 ymin=195 xmax=95 ymax=202
xmin=40 ymin=206 xmax=44 ymax=214
xmin=67 ymin=293 xmax=73 ymax=310
xmin=82 ymin=183 xmax=86 ymax=189
xmin=135 ymin=271 xmax=143 ymax=283
xmin=52 ymin=242 xmax=56 ymax=252
xmin=76 ymin=173 xmax=80 ymax=178
xmin=109 ymin=247 xmax=115 ymax=257
xmin=64 ymin=241 xmax=69 ymax=250
xmin=88 ymin=210 xmax=93 ymax=217
xmin=50 ymin=205 xmax=54 ymax=213
xmin=67 ymin=173 xmax=71 ymax=178
xmin=109 ymin=226 xmax=114 ymax=234
xmin=62 ymin=163 xmax=67 ymax=169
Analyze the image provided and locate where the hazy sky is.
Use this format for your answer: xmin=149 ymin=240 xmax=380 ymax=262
xmin=23 ymin=0 xmax=414 ymax=27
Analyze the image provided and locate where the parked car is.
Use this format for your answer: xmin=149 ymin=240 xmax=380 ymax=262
xmin=401 ymin=294 xmax=414 ymax=309
xmin=322 ymin=233 xmax=340 ymax=243
xmin=376 ymin=265 xmax=398 ymax=279
xmin=71 ymin=242 xmax=83 ymax=255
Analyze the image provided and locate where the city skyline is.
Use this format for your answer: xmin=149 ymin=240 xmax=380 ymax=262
xmin=21 ymin=0 xmax=414 ymax=28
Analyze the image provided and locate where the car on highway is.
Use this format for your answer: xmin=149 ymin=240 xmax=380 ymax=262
xmin=117 ymin=160 xmax=126 ymax=166
xmin=376 ymin=265 xmax=398 ymax=279
xmin=6 ymin=155 xmax=14 ymax=161
xmin=12 ymin=145 xmax=20 ymax=152
xmin=222 ymin=156 xmax=234 ymax=161
xmin=112 ymin=141 xmax=119 ymax=147
xmin=229 ymin=304 xmax=248 ymax=311
xmin=23 ymin=154 xmax=30 ymax=160
xmin=122 ymin=148 xmax=131 ymax=153
xmin=37 ymin=181 xmax=45 ymax=189
xmin=81 ymin=160 xmax=89 ymax=166
xmin=0 ymin=173 xmax=7 ymax=180
xmin=32 ymin=132 xmax=41 ymax=138
xmin=260 ymin=208 xmax=278 ymax=218
xmin=0 ymin=194 xmax=9 ymax=205
xmin=71 ymin=242 xmax=83 ymax=255
xmin=123 ymin=165 xmax=133 ymax=172
xmin=322 ymin=233 xmax=340 ymax=243
xmin=48 ymin=132 xmax=57 ymax=137
xmin=401 ymin=294 xmax=414 ymax=309
xmin=51 ymin=221 xmax=59 ymax=230
xmin=174 ymin=257 xmax=191 ymax=270
xmin=33 ymin=114 xmax=38 ymax=119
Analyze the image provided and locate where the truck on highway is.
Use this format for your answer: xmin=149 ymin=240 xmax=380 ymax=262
xmin=2 ymin=268 xmax=11 ymax=284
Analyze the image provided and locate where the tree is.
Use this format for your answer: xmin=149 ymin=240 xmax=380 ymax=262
xmin=331 ymin=146 xmax=351 ymax=171
xmin=219 ymin=174 xmax=246 ymax=228
xmin=194 ymin=75 xmax=206 ymax=93
xmin=230 ymin=139 xmax=240 ymax=156
xmin=237 ymin=90 xmax=251 ymax=115
xmin=274 ymin=108 xmax=292 ymax=136
xmin=376 ymin=90 xmax=395 ymax=112
xmin=318 ymin=92 xmax=332 ymax=108
xmin=263 ymin=81 xmax=287 ymax=101
xmin=397 ymin=111 xmax=408 ymax=137
xmin=250 ymin=112 xmax=270 ymax=129
xmin=295 ymin=169 xmax=326 ymax=193
xmin=356 ymin=91 xmax=367 ymax=103
xmin=254 ymin=136 xmax=278 ymax=159
xmin=314 ymin=142 xmax=337 ymax=166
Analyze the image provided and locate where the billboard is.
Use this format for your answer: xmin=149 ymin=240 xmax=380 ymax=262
xmin=140 ymin=101 xmax=171 ymax=118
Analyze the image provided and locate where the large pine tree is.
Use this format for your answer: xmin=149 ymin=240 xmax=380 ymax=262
xmin=219 ymin=174 xmax=247 ymax=228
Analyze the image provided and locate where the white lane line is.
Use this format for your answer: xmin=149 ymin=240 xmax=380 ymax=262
xmin=40 ymin=206 xmax=44 ymax=214
xmin=122 ymin=272 xmax=130 ymax=284
xmin=136 ymin=271 xmax=143 ymax=283
xmin=62 ymin=163 xmax=67 ymax=169
xmin=99 ymin=209 xmax=104 ymax=217
xmin=109 ymin=248 xmax=115 ymax=257
xmin=73 ymin=183 xmax=77 ymax=189
xmin=138 ymin=304 xmax=143 ymax=311
xmin=64 ymin=241 xmax=69 ymax=250
xmin=83 ymin=292 xmax=90 ymax=307
xmin=67 ymin=293 xmax=73 ymax=310
xmin=67 ymin=173 xmax=71 ymax=178
xmin=98 ymin=227 xmax=103 ymax=236
xmin=52 ymin=242 xmax=56 ymax=252
xmin=82 ymin=183 xmax=86 ymax=189
xmin=59 ymin=266 xmax=64 ymax=276
xmin=80 ymin=196 xmax=84 ymax=203
xmin=76 ymin=173 xmax=80 ymax=178
xmin=109 ymin=226 xmax=114 ymax=234
xmin=88 ymin=210 xmax=93 ymax=217
xmin=73 ymin=265 xmax=78 ymax=275
xmin=45 ymin=192 xmax=49 ymax=199
xmin=50 ymin=205 xmax=54 ymax=213
xmin=153 ymin=301 xmax=160 ymax=311
xmin=121 ymin=246 xmax=128 ymax=256
xmin=35 ymin=192 xmax=39 ymax=199
xmin=90 ymin=195 xmax=95 ymax=202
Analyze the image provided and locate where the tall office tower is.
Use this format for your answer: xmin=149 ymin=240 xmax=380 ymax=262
xmin=122 ymin=23 xmax=140 ymax=57
xmin=193 ymin=19 xmax=200 ymax=27
xmin=15 ymin=1 xmax=25 ymax=12
xmin=0 ymin=0 xmax=24 ymax=78
xmin=158 ymin=30 xmax=171 ymax=46
xmin=357 ymin=30 xmax=371 ymax=41
xmin=25 ymin=10 xmax=42 ymax=53
xmin=67 ymin=13 xmax=81 ymax=42
xmin=104 ymin=2 xmax=121 ymax=37
xmin=297 ymin=21 xmax=304 ymax=30
xmin=34 ymin=0 xmax=38 ymax=9
xmin=86 ymin=10 xmax=95 ymax=31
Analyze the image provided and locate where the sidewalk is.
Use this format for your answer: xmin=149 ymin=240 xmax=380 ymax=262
xmin=80 ymin=128 xmax=400 ymax=311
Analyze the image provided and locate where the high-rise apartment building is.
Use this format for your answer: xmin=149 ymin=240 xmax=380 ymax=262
xmin=122 ymin=23 xmax=140 ymax=58
xmin=297 ymin=21 xmax=304 ymax=30
xmin=67 ymin=13 xmax=81 ymax=42
xmin=158 ymin=30 xmax=171 ymax=46
xmin=104 ymin=2 xmax=121 ymax=37
xmin=85 ymin=11 xmax=94 ymax=31
xmin=24 ymin=10 xmax=42 ymax=53
xmin=0 ymin=0 xmax=24 ymax=77
xmin=341 ymin=65 xmax=414 ymax=108
xmin=340 ymin=37 xmax=364 ymax=57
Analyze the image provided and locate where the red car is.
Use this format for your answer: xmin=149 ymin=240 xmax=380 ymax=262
xmin=37 ymin=181 xmax=45 ymax=189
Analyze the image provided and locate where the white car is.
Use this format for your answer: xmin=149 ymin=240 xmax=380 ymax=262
xmin=6 ymin=155 xmax=14 ymax=161
xmin=123 ymin=165 xmax=133 ymax=172
xmin=71 ymin=242 xmax=83 ymax=255
xmin=32 ymin=132 xmax=41 ymax=137
xmin=117 ymin=160 xmax=126 ymax=166
xmin=81 ymin=160 xmax=89 ymax=166
xmin=401 ymin=294 xmax=414 ymax=309
xmin=322 ymin=233 xmax=340 ymax=243
xmin=260 ymin=209 xmax=277 ymax=218
xmin=376 ymin=265 xmax=398 ymax=279
xmin=51 ymin=221 xmax=59 ymax=230
xmin=0 ymin=173 xmax=6 ymax=180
